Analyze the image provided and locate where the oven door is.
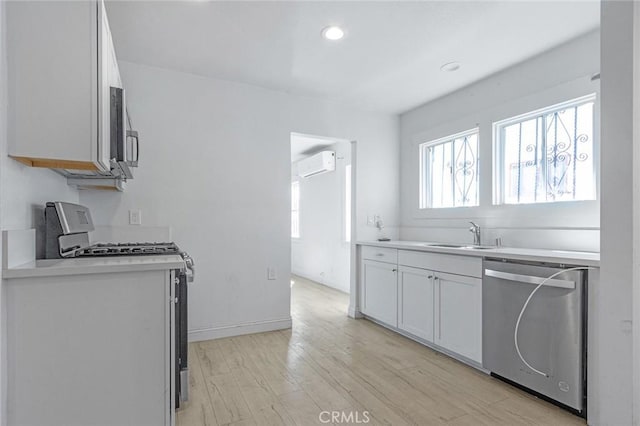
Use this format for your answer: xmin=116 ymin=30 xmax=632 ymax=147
xmin=175 ymin=269 xmax=189 ymax=408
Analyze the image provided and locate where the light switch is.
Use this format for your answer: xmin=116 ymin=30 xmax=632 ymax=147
xmin=129 ymin=209 xmax=142 ymax=225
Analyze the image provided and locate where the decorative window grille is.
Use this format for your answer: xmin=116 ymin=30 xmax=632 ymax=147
xmin=291 ymin=181 xmax=300 ymax=238
xmin=494 ymin=94 xmax=596 ymax=205
xmin=420 ymin=129 xmax=479 ymax=208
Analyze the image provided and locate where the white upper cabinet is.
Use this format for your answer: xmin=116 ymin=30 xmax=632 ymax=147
xmin=7 ymin=0 xmax=121 ymax=172
xmin=99 ymin=0 xmax=122 ymax=170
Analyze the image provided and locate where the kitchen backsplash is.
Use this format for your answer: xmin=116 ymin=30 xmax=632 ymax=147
xmin=400 ymin=226 xmax=599 ymax=252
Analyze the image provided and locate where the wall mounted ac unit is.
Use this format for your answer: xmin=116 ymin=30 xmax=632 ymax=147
xmin=297 ymin=151 xmax=336 ymax=178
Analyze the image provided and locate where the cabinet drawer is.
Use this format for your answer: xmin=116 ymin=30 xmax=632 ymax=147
xmin=361 ymin=246 xmax=398 ymax=264
xmin=398 ymin=250 xmax=481 ymax=278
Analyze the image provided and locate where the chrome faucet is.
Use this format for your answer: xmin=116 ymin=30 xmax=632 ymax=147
xmin=469 ymin=221 xmax=481 ymax=246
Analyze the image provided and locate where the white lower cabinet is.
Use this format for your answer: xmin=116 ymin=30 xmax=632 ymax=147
xmin=359 ymin=246 xmax=483 ymax=365
xmin=5 ymin=269 xmax=175 ymax=426
xmin=361 ymin=259 xmax=398 ymax=327
xmin=434 ymin=271 xmax=483 ymax=363
xmin=398 ymin=266 xmax=434 ymax=342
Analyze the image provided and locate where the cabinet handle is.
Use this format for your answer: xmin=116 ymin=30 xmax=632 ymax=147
xmin=376 ymin=253 xmax=384 ymax=257
xmin=428 ymin=275 xmax=433 ymax=279
xmin=392 ymin=269 xmax=397 ymax=272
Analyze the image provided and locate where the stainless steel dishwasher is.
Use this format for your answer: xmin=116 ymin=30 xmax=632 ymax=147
xmin=483 ymin=259 xmax=587 ymax=416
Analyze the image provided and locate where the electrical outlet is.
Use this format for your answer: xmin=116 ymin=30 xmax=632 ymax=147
xmin=129 ymin=209 xmax=142 ymax=225
xmin=267 ymin=267 xmax=277 ymax=280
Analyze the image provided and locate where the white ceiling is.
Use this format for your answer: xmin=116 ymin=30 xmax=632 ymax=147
xmin=105 ymin=1 xmax=599 ymax=114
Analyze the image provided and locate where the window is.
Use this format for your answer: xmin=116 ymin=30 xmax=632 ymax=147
xmin=494 ymin=95 xmax=596 ymax=205
xmin=345 ymin=164 xmax=352 ymax=242
xmin=291 ymin=181 xmax=300 ymax=238
xmin=420 ymin=129 xmax=479 ymax=208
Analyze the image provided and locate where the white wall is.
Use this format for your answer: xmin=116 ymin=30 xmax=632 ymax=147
xmin=79 ymin=61 xmax=399 ymax=341
xmin=399 ymin=31 xmax=600 ymax=251
xmin=291 ymin=141 xmax=351 ymax=293
xmin=596 ymin=2 xmax=635 ymax=425
xmin=0 ymin=1 xmax=80 ymax=424
xmin=634 ymin=2 xmax=640 ymax=424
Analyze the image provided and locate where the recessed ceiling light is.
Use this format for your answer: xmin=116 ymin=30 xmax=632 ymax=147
xmin=440 ymin=62 xmax=461 ymax=72
xmin=322 ymin=26 xmax=345 ymax=41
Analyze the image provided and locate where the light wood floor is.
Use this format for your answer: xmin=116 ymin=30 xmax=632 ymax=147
xmin=177 ymin=275 xmax=585 ymax=426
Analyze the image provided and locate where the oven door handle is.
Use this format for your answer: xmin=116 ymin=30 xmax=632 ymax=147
xmin=484 ymin=269 xmax=575 ymax=289
xmin=186 ymin=266 xmax=195 ymax=282
xmin=182 ymin=255 xmax=195 ymax=283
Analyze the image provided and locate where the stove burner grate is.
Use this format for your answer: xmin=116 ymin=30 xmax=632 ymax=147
xmin=76 ymin=242 xmax=180 ymax=257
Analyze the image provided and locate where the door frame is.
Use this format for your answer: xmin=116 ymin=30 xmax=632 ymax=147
xmin=348 ymin=140 xmax=362 ymax=318
xmin=289 ymin=133 xmax=357 ymax=309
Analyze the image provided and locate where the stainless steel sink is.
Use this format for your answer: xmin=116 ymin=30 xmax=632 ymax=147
xmin=423 ymin=243 xmax=496 ymax=250
xmin=463 ymin=245 xmax=495 ymax=250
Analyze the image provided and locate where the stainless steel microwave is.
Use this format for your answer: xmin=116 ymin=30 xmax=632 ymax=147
xmin=110 ymin=87 xmax=139 ymax=179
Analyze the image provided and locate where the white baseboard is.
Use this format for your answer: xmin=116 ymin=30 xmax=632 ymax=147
xmin=292 ymin=270 xmax=350 ymax=294
xmin=292 ymin=270 xmax=331 ymax=286
xmin=187 ymin=317 xmax=292 ymax=342
xmin=348 ymin=304 xmax=363 ymax=319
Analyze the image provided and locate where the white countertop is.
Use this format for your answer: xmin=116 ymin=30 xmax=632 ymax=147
xmin=357 ymin=240 xmax=600 ymax=267
xmin=3 ymin=255 xmax=186 ymax=279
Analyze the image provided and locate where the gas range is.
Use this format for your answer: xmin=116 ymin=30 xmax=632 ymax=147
xmin=44 ymin=201 xmax=194 ymax=278
xmin=44 ymin=202 xmax=182 ymax=257
xmin=44 ymin=201 xmax=194 ymax=408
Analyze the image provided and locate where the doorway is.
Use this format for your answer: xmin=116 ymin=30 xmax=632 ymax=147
xmin=290 ymin=132 xmax=354 ymax=303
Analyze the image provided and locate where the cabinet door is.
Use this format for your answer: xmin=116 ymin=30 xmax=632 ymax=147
xmin=434 ymin=271 xmax=482 ymax=363
xmin=98 ymin=0 xmax=118 ymax=171
xmin=398 ymin=266 xmax=434 ymax=342
xmin=361 ymin=260 xmax=397 ymax=327
xmin=7 ymin=0 xmax=104 ymax=170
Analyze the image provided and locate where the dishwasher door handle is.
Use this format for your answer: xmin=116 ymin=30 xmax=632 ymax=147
xmin=484 ymin=269 xmax=575 ymax=289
